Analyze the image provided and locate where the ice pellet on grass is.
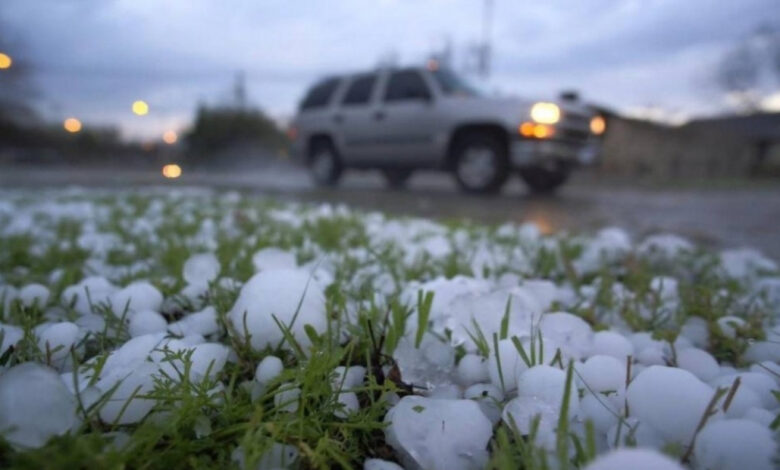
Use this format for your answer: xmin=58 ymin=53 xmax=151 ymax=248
xmin=168 ymin=306 xmax=219 ymax=337
xmin=128 ymin=310 xmax=168 ymax=337
xmin=0 ymin=363 xmax=81 ymax=448
xmin=516 ymin=364 xmax=579 ymax=419
xmin=19 ymin=283 xmax=50 ymax=308
xmin=228 ymin=269 xmax=326 ymax=353
xmin=584 ymin=448 xmax=685 ymax=470
xmin=274 ymin=384 xmax=300 ymax=413
xmin=108 ymin=281 xmax=163 ymax=317
xmin=364 ymin=458 xmax=404 ymax=470
xmin=693 ymin=419 xmax=777 ymax=470
xmin=626 ymin=365 xmax=714 ymax=445
xmin=384 ymin=396 xmax=492 ymax=470
xmin=455 ymin=354 xmax=489 ymax=386
xmin=96 ymin=362 xmax=158 ymax=425
xmin=589 ymin=330 xmax=634 ymax=360
xmin=255 ymin=355 xmax=284 ymax=385
xmin=675 ymin=347 xmax=719 ymax=382
xmin=182 ymin=252 xmax=220 ymax=286
xmin=502 ymin=395 xmax=559 ymax=435
xmin=577 ymin=355 xmax=625 ymax=393
xmin=251 ymin=247 xmax=297 ymax=272
xmin=539 ymin=312 xmax=593 ymax=360
xmin=36 ymin=321 xmax=81 ymax=368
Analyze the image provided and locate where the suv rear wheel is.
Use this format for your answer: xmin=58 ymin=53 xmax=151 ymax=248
xmin=452 ymin=133 xmax=509 ymax=194
xmin=381 ymin=169 xmax=413 ymax=189
xmin=308 ymin=139 xmax=342 ymax=186
xmin=518 ymin=164 xmax=570 ymax=194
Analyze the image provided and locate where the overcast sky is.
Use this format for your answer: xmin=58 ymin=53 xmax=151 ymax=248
xmin=2 ymin=0 xmax=779 ymax=139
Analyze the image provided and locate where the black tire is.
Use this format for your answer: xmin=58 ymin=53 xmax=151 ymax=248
xmin=518 ymin=165 xmax=570 ymax=194
xmin=308 ymin=138 xmax=342 ymax=186
xmin=451 ymin=133 xmax=509 ymax=194
xmin=381 ymin=169 xmax=414 ymax=189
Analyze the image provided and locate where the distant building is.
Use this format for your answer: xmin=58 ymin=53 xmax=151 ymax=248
xmin=684 ymin=112 xmax=780 ymax=176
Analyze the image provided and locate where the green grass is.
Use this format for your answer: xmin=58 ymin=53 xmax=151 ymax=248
xmin=0 ymin=189 xmax=777 ymax=469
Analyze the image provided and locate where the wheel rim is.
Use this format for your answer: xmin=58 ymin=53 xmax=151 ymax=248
xmin=310 ymin=150 xmax=334 ymax=181
xmin=457 ymin=146 xmax=497 ymax=189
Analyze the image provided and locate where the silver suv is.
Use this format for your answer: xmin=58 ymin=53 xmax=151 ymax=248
xmin=290 ymin=65 xmax=605 ymax=193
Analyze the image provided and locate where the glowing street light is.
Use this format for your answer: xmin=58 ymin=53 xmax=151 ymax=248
xmin=132 ymin=100 xmax=149 ymax=116
xmin=162 ymin=164 xmax=182 ymax=179
xmin=0 ymin=53 xmax=11 ymax=69
xmin=162 ymin=130 xmax=178 ymax=144
xmin=63 ymin=117 xmax=82 ymax=133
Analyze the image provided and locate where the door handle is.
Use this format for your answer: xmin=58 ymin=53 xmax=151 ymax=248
xmin=373 ymin=111 xmax=386 ymax=121
xmin=332 ymin=114 xmax=344 ymax=123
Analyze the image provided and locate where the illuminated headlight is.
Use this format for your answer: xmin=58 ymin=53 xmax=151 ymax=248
xmin=590 ymin=115 xmax=606 ymax=135
xmin=530 ymin=102 xmax=560 ymax=124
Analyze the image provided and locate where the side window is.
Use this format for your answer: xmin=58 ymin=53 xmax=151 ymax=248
xmin=384 ymin=70 xmax=431 ymax=102
xmin=300 ymin=78 xmax=340 ymax=110
xmin=342 ymin=74 xmax=377 ymax=106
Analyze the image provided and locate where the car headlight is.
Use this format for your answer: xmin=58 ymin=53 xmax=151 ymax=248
xmin=590 ymin=115 xmax=606 ymax=135
xmin=530 ymin=102 xmax=560 ymax=124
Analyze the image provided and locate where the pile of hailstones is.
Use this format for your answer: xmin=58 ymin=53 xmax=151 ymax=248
xmin=0 ymin=203 xmax=778 ymax=470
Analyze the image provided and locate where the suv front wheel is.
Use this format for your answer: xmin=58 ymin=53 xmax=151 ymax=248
xmin=452 ymin=133 xmax=509 ymax=194
xmin=308 ymin=139 xmax=342 ymax=186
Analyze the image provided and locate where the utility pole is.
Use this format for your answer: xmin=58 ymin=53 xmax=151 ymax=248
xmin=233 ymin=71 xmax=247 ymax=109
xmin=478 ymin=0 xmax=493 ymax=77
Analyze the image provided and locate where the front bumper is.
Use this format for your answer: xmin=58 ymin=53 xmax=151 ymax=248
xmin=510 ymin=137 xmax=600 ymax=168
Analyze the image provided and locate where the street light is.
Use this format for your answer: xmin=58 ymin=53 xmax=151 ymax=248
xmin=63 ymin=118 xmax=82 ymax=133
xmin=132 ymin=100 xmax=149 ymax=116
xmin=162 ymin=130 xmax=178 ymax=144
xmin=0 ymin=53 xmax=12 ymax=70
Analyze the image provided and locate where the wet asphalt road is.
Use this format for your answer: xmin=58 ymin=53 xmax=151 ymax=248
xmin=2 ymin=165 xmax=779 ymax=259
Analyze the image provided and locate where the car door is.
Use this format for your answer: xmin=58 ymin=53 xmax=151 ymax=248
xmin=375 ymin=69 xmax=439 ymax=165
xmin=333 ymin=72 xmax=383 ymax=164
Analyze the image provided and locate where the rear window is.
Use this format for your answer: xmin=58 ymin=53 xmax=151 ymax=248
xmin=300 ymin=78 xmax=340 ymax=110
xmin=342 ymin=74 xmax=377 ymax=106
xmin=384 ymin=70 xmax=431 ymax=102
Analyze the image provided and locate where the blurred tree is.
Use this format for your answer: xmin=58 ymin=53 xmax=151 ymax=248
xmin=184 ymin=105 xmax=288 ymax=163
xmin=717 ymin=24 xmax=780 ymax=111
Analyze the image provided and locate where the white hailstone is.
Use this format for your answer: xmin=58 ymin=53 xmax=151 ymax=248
xmin=128 ymin=310 xmax=168 ymax=337
xmin=649 ymin=276 xmax=678 ymax=303
xmin=384 ymin=396 xmax=492 ymax=470
xmin=693 ymin=419 xmax=777 ymax=470
xmin=517 ymin=365 xmax=579 ymax=420
xmin=487 ymin=338 xmax=527 ymax=392
xmin=182 ymin=253 xmax=220 ymax=286
xmin=61 ymin=276 xmax=116 ymax=315
xmin=719 ymin=247 xmax=778 ymax=279
xmin=637 ymin=234 xmax=693 ymax=261
xmin=456 ymin=354 xmax=490 ymax=386
xmin=19 ymin=283 xmax=50 ymax=308
xmin=228 ymin=269 xmax=326 ymax=353
xmin=426 ymin=383 xmax=462 ymax=399
xmin=578 ymin=355 xmax=626 ymax=394
xmin=626 ymin=366 xmax=714 ymax=445
xmin=743 ymin=340 xmax=780 ymax=363
xmin=743 ymin=407 xmax=775 ymax=426
xmin=675 ymin=348 xmax=719 ymax=382
xmin=464 ymin=383 xmax=504 ymax=425
xmin=605 ymin=417 xmax=663 ymax=449
xmin=0 ymin=323 xmax=23 ymax=354
xmin=584 ymin=448 xmax=685 ymax=470
xmin=255 ymin=355 xmax=284 ymax=384
xmin=177 ymin=283 xmax=208 ymax=307
xmin=168 ymin=306 xmax=219 ymax=337
xmin=589 ymin=331 xmax=634 ymax=360
xmin=217 ymin=277 xmax=242 ymax=291
xmin=716 ymin=316 xmax=745 ymax=339
xmin=75 ymin=313 xmax=105 ymax=334
xmin=155 ymin=343 xmax=229 ymax=382
xmin=574 ymin=227 xmax=632 ymax=274
xmin=96 ymin=363 xmax=158 ymax=425
xmin=712 ymin=372 xmax=777 ymax=408
xmin=331 ymin=366 xmax=366 ymax=390
xmin=251 ymin=247 xmax=297 ymax=272
xmin=680 ymin=316 xmax=709 ymax=348
xmin=334 ymin=391 xmax=360 ymax=418
xmin=364 ymin=458 xmax=404 ymax=470
xmin=580 ymin=393 xmax=621 ymax=433
xmin=539 ymin=312 xmax=593 ymax=360
xmin=102 ymin=332 xmax=166 ymax=372
xmin=393 ymin=336 xmax=455 ymax=393
xmin=108 ymin=281 xmax=163 ymax=317
xmin=255 ymin=442 xmax=300 ymax=469
xmin=750 ymin=361 xmax=780 ymax=385
xmin=636 ymin=344 xmax=667 ymax=366
xmin=0 ymin=363 xmax=81 ymax=448
xmin=501 ymin=395 xmax=559 ymax=435
xmin=37 ymin=321 xmax=80 ymax=367
xmin=274 ymin=384 xmax=300 ymax=412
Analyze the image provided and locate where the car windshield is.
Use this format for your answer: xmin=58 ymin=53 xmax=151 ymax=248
xmin=431 ymin=68 xmax=483 ymax=97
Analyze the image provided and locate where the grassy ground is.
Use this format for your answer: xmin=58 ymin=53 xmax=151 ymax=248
xmin=0 ymin=188 xmax=777 ymax=469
